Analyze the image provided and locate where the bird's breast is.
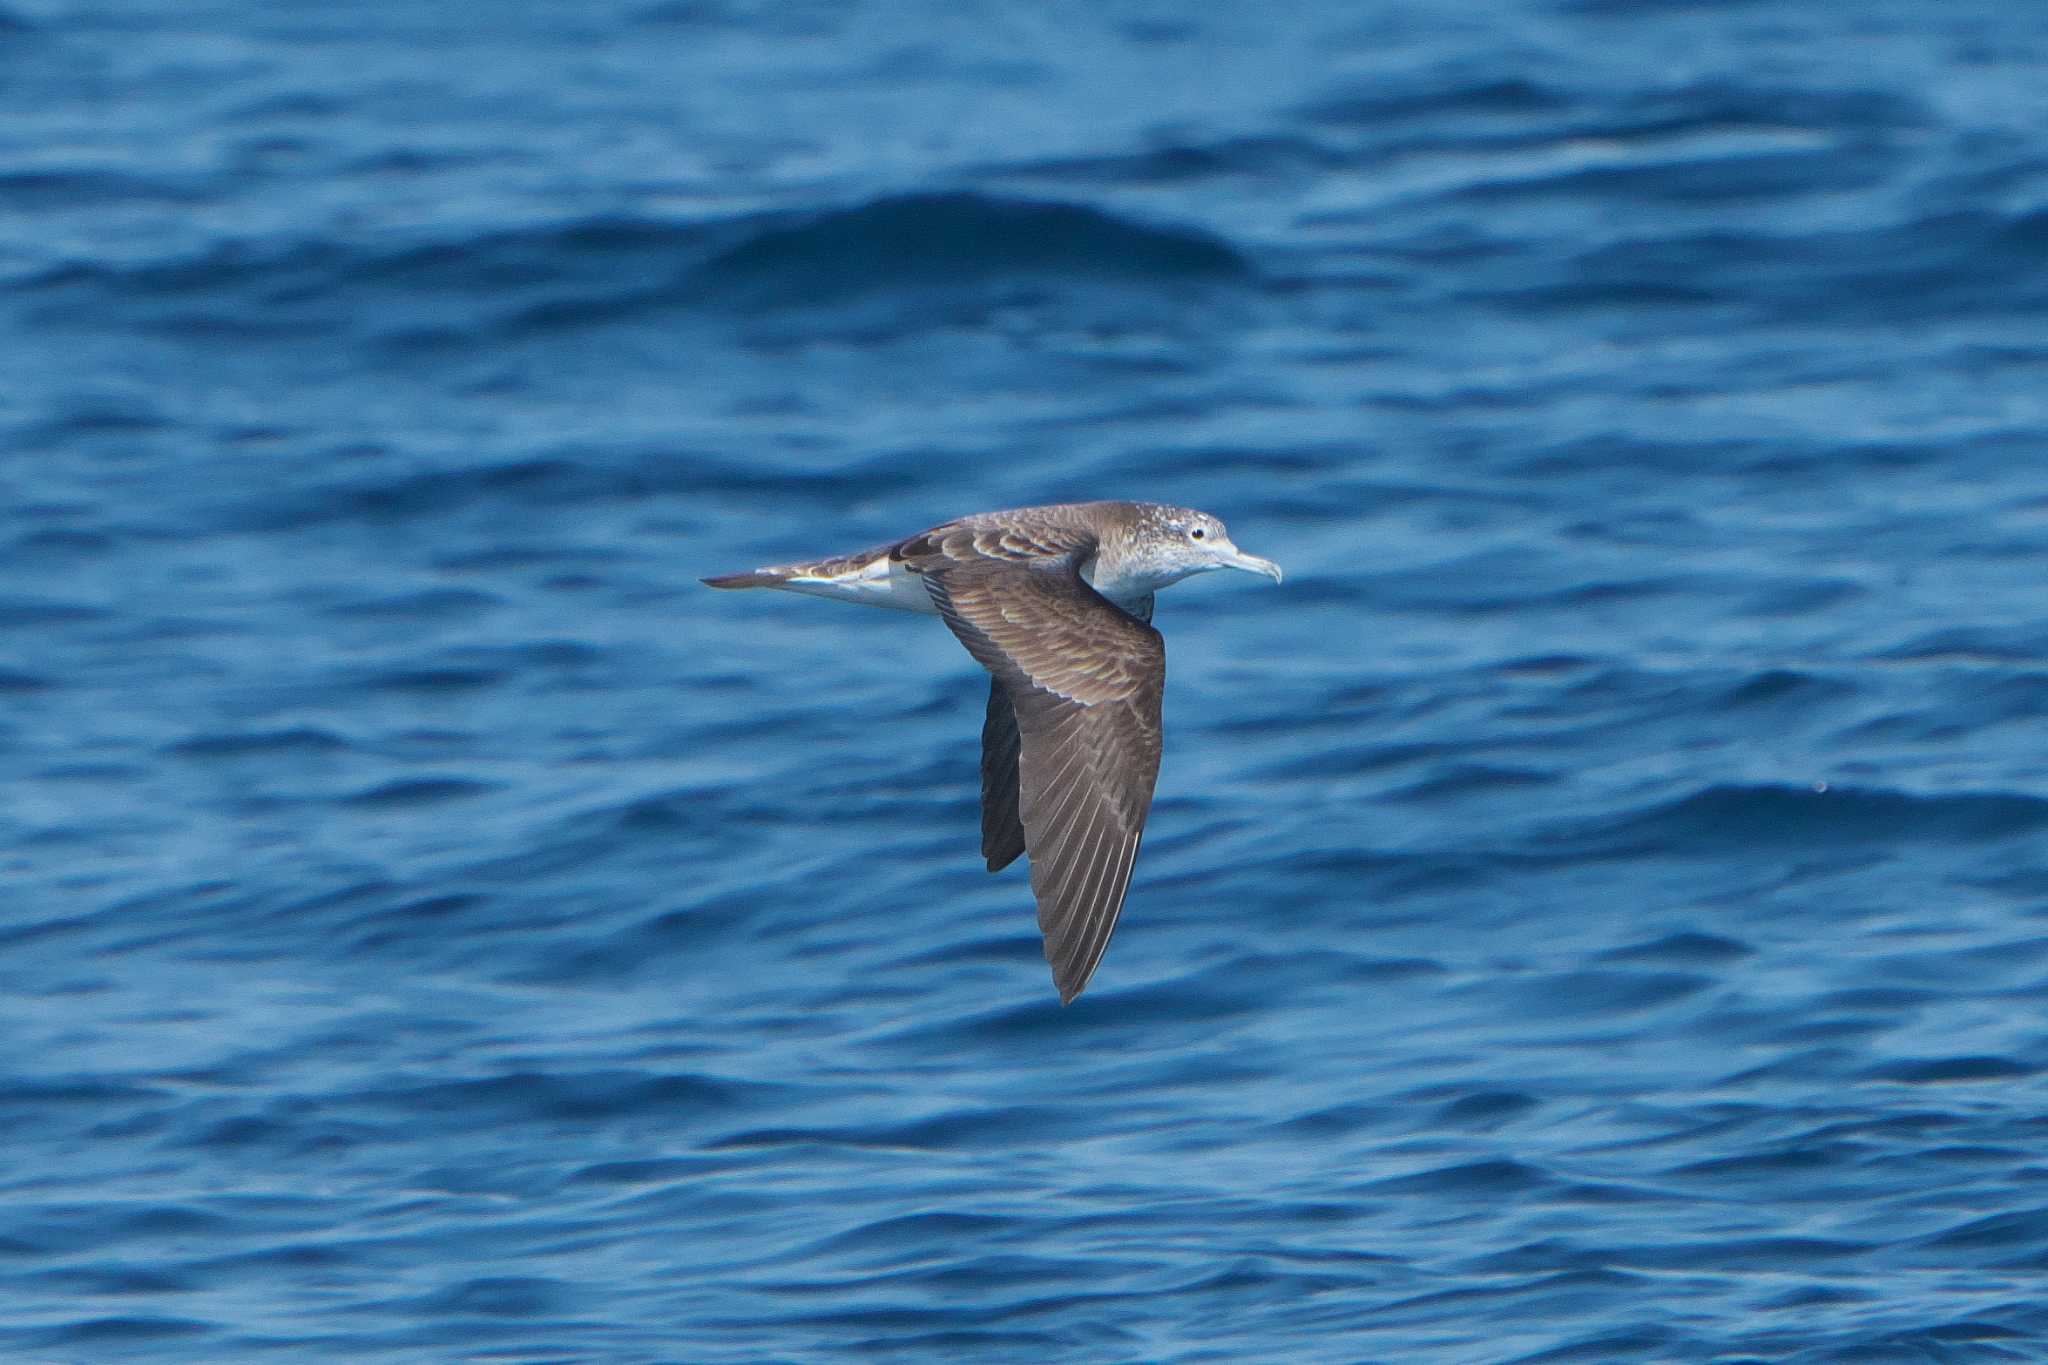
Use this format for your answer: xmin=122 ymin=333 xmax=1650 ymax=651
xmin=1081 ymin=559 xmax=1158 ymax=616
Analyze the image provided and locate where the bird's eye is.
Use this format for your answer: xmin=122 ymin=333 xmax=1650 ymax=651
xmin=1190 ymin=527 xmax=1206 ymax=540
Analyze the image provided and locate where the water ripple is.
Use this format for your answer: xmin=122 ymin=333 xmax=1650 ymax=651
xmin=4 ymin=1 xmax=2046 ymax=1360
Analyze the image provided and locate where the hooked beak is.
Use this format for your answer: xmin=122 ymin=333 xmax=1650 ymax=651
xmin=1217 ymin=546 xmax=1283 ymax=584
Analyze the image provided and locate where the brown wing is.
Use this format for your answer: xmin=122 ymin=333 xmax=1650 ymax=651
xmin=981 ymin=595 xmax=1149 ymax=875
xmin=980 ymin=680 xmax=1026 ymax=873
xmin=910 ymin=541 xmax=1165 ymax=1003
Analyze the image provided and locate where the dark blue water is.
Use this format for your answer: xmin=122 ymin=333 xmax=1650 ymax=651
xmin=5 ymin=1 xmax=2048 ymax=1358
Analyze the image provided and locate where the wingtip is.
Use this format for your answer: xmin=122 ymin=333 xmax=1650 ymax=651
xmin=1052 ymin=963 xmax=1091 ymax=1005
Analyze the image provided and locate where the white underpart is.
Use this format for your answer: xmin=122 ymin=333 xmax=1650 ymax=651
xmin=1083 ymin=556 xmax=1173 ymax=612
xmin=781 ymin=556 xmax=940 ymax=614
xmin=775 ymin=550 xmax=1172 ymax=617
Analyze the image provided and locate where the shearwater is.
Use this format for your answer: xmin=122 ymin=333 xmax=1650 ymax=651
xmin=705 ymin=500 xmax=1282 ymax=1003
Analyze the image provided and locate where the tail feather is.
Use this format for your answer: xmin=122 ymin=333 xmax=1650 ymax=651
xmin=702 ymin=569 xmax=789 ymax=590
xmin=702 ymin=543 xmax=931 ymax=612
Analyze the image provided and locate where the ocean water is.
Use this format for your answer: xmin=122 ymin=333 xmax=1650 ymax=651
xmin=4 ymin=0 xmax=2048 ymax=1358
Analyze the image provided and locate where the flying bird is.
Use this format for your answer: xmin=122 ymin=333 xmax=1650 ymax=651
xmin=704 ymin=500 xmax=1282 ymax=1003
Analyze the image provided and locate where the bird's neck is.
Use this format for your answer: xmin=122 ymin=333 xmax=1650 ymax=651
xmin=1083 ymin=551 xmax=1175 ymax=613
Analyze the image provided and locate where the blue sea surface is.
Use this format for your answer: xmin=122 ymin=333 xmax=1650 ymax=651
xmin=5 ymin=0 xmax=2048 ymax=1359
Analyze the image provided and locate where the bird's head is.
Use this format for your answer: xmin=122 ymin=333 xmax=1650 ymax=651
xmin=1128 ymin=504 xmax=1284 ymax=590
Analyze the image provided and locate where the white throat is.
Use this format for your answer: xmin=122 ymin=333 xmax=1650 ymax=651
xmin=1083 ymin=556 xmax=1183 ymax=610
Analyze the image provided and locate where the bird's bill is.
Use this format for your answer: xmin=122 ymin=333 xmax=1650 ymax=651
xmin=1215 ymin=546 xmax=1283 ymax=583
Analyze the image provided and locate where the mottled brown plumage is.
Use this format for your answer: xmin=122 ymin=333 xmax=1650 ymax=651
xmin=705 ymin=500 xmax=1280 ymax=1003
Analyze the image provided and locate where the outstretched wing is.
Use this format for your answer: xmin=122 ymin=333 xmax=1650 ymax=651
xmin=906 ymin=533 xmax=1164 ymax=1003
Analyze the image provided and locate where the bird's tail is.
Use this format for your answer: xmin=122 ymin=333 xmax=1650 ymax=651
xmin=701 ymin=569 xmax=792 ymax=590
xmin=702 ymin=543 xmax=902 ymax=595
